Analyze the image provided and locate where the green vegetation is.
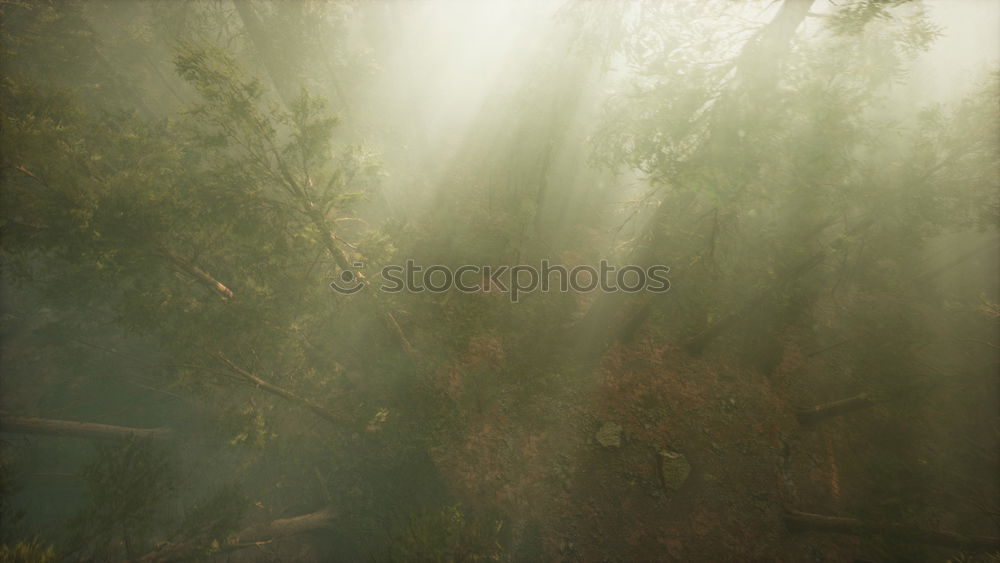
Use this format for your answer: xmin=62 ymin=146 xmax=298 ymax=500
xmin=0 ymin=0 xmax=996 ymax=561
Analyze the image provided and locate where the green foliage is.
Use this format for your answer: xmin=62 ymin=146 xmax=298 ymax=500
xmin=585 ymin=0 xmax=997 ymax=361
xmin=176 ymin=486 xmax=250 ymax=552
xmin=221 ymin=400 xmax=277 ymax=448
xmin=0 ymin=1 xmax=99 ymax=92
xmin=70 ymin=438 xmax=176 ymax=559
xmin=828 ymin=0 xmax=942 ymax=52
xmin=0 ymin=539 xmax=57 ymax=563
xmin=385 ymin=504 xmax=503 ymax=563
xmin=0 ymin=0 xmax=996 ymax=560
xmin=0 ymin=460 xmax=26 ymax=545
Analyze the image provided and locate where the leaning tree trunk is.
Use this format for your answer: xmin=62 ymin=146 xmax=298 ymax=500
xmin=574 ymin=0 xmax=816 ymax=352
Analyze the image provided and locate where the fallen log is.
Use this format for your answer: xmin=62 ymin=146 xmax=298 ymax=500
xmin=0 ymin=414 xmax=173 ymax=441
xmin=784 ymin=508 xmax=1000 ymax=552
xmin=795 ymin=393 xmax=875 ymax=426
xmin=232 ymin=505 xmax=337 ymax=544
xmin=135 ymin=505 xmax=337 ymax=562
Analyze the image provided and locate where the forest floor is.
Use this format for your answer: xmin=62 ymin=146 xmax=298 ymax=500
xmin=427 ymin=331 xmax=969 ymax=562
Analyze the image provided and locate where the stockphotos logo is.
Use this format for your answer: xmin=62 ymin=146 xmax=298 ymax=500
xmin=330 ymin=259 xmax=670 ymax=303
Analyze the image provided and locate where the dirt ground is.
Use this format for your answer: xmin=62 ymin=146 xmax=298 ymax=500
xmin=427 ymin=333 xmax=986 ymax=562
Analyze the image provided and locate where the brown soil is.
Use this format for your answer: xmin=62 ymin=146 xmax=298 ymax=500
xmin=430 ymin=334 xmax=874 ymax=562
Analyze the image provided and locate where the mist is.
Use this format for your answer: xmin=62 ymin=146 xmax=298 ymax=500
xmin=1 ymin=1 xmax=998 ymax=561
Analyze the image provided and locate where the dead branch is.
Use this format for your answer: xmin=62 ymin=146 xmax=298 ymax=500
xmin=158 ymin=247 xmax=234 ymax=301
xmin=217 ymin=354 xmax=345 ymax=426
xmin=796 ymin=393 xmax=876 ymax=426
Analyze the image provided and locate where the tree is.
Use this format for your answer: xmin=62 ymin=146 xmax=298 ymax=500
xmin=1 ymin=0 xmax=996 ymax=560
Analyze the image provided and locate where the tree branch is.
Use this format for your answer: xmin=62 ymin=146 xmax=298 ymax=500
xmin=158 ymin=247 xmax=235 ymax=301
xmin=217 ymin=353 xmax=345 ymax=426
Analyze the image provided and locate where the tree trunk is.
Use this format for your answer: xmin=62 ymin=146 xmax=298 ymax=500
xmin=0 ymin=414 xmax=173 ymax=441
xmin=574 ymin=0 xmax=816 ymax=352
xmin=232 ymin=2 xmax=419 ymax=361
xmin=784 ymin=508 xmax=1000 ymax=551
xmin=735 ymin=0 xmax=816 ymax=88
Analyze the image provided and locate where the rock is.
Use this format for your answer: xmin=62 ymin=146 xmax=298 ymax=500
xmin=595 ymin=422 xmax=622 ymax=447
xmin=658 ymin=449 xmax=691 ymax=491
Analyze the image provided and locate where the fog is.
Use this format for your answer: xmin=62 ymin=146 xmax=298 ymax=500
xmin=1 ymin=1 xmax=997 ymax=561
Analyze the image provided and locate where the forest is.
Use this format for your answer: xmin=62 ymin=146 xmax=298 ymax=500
xmin=0 ymin=0 xmax=998 ymax=561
